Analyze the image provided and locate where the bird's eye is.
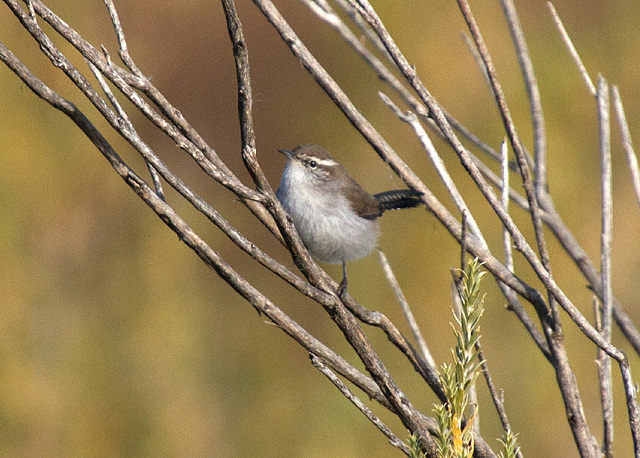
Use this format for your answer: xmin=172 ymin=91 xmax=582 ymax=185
xmin=309 ymin=160 xmax=317 ymax=168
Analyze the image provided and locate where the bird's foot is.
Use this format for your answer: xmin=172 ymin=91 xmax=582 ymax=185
xmin=337 ymin=276 xmax=348 ymax=300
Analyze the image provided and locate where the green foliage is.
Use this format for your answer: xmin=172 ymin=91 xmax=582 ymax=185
xmin=499 ymin=429 xmax=521 ymax=458
xmin=407 ymin=432 xmax=427 ymax=458
xmin=433 ymin=258 xmax=485 ymax=458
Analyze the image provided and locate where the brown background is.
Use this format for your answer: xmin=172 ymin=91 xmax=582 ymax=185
xmin=1 ymin=0 xmax=640 ymax=456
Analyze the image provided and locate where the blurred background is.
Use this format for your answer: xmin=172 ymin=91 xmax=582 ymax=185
xmin=1 ymin=0 xmax=640 ymax=456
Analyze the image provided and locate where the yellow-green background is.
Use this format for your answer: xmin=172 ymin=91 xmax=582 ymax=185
xmin=1 ymin=0 xmax=640 ymax=456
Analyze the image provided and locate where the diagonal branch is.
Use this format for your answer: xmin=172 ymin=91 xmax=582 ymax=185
xmin=500 ymin=0 xmax=547 ymax=198
xmin=597 ymin=75 xmax=614 ymax=456
xmin=221 ymin=0 xmax=273 ymax=194
xmin=310 ymin=355 xmax=411 ymax=456
xmin=612 ymin=86 xmax=640 ymax=211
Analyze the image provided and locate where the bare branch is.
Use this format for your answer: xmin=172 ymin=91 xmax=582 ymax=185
xmin=33 ymin=0 xmax=284 ymax=241
xmin=310 ymin=355 xmax=411 ymax=456
xmin=461 ymin=31 xmax=489 ymax=85
xmin=102 ymin=0 xmax=142 ymax=76
xmin=500 ymin=0 xmax=547 ymax=197
xmin=380 ymin=93 xmax=483 ymax=242
xmin=597 ymin=75 xmax=614 ymax=457
xmin=619 ymin=357 xmax=640 ymax=453
xmin=221 ymin=0 xmax=273 ymax=194
xmin=612 ymin=86 xmax=640 ymax=210
xmin=500 ymin=141 xmax=513 ymax=272
xmin=88 ymin=58 xmax=166 ymax=200
xmin=382 ymin=92 xmax=550 ymax=362
xmin=497 ymin=140 xmax=549 ymax=358
xmin=476 ymin=345 xmax=523 ymax=458
xmin=27 ymin=0 xmax=263 ymax=203
xmin=541 ymin=2 xmax=640 ymax=356
xmin=378 ymin=250 xmax=436 ymax=370
xmin=547 ymin=2 xmax=596 ymax=96
xmin=340 ymin=294 xmax=446 ymax=402
xmin=460 ymin=1 xmax=608 ymax=452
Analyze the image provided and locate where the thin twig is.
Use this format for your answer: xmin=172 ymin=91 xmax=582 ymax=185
xmin=501 ymin=140 xmax=513 ymax=272
xmin=332 ymin=0 xmax=392 ymax=62
xmin=221 ymin=0 xmax=273 ymax=194
xmin=498 ymin=140 xmax=546 ymax=357
xmin=456 ymin=1 xmax=603 ymax=452
xmin=460 ymin=31 xmax=489 ymax=85
xmin=460 ymin=211 xmax=468 ymax=277
xmin=543 ymin=201 xmax=640 ymax=355
xmin=612 ymin=86 xmax=640 ymax=210
xmin=540 ymin=8 xmax=640 ymax=445
xmin=475 ymin=345 xmax=523 ymax=458
xmin=88 ymin=57 xmax=166 ymax=201
xmin=32 ymin=1 xmax=261 ymax=202
xmin=380 ymin=93 xmax=483 ymax=242
xmin=340 ymin=294 xmax=446 ymax=402
xmin=500 ymin=0 xmax=547 ymax=197
xmin=31 ymin=0 xmax=284 ymax=254
xmin=459 ymin=31 xmax=535 ymax=173
xmin=595 ymin=298 xmax=612 ymax=458
xmin=597 ymin=75 xmax=614 ymax=457
xmin=102 ymin=0 xmax=142 ymax=76
xmin=456 ymin=0 xmax=555 ymax=317
xmin=378 ymin=251 xmax=436 ymax=370
xmin=513 ymin=3 xmax=640 ymax=354
xmin=619 ymin=357 xmax=640 ymax=454
xmin=98 ymin=11 xmax=164 ymax=201
xmin=310 ymin=355 xmax=411 ymax=456
xmin=547 ymin=2 xmax=596 ymax=96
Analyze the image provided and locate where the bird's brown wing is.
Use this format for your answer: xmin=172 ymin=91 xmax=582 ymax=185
xmin=344 ymin=176 xmax=382 ymax=220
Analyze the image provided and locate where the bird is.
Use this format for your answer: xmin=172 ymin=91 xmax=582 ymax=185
xmin=276 ymin=144 xmax=423 ymax=296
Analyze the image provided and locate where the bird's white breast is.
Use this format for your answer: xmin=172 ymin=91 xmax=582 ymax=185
xmin=276 ymin=162 xmax=379 ymax=264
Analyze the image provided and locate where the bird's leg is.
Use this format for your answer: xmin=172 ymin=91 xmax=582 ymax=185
xmin=337 ymin=261 xmax=348 ymax=299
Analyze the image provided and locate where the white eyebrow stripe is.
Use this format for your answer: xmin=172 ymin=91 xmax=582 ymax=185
xmin=313 ymin=158 xmax=338 ymax=167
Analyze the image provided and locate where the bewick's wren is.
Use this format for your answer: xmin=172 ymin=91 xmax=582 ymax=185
xmin=276 ymin=144 xmax=423 ymax=295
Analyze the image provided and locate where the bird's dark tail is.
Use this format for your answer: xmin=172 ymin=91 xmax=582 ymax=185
xmin=374 ymin=189 xmax=424 ymax=212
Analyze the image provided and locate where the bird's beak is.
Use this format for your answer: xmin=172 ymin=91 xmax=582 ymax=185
xmin=277 ymin=148 xmax=294 ymax=160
